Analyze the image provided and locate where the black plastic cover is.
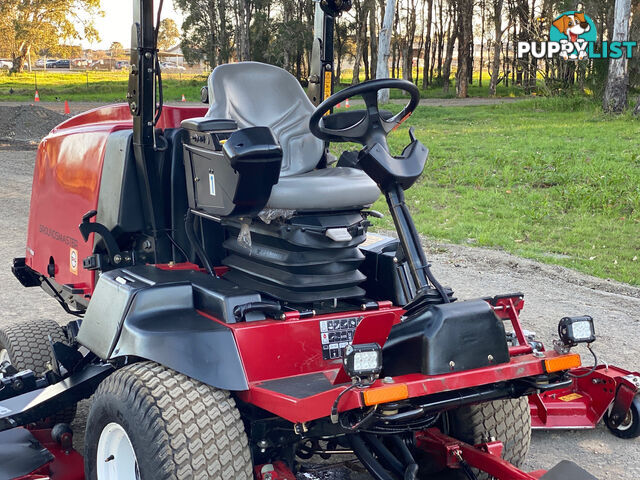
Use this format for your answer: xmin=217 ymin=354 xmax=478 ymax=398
xmin=183 ymin=126 xmax=282 ymax=217
xmin=77 ymin=266 xmax=263 ymax=391
xmin=540 ymin=461 xmax=599 ymax=480
xmin=382 ymin=300 xmax=510 ymax=376
xmin=0 ymin=428 xmax=53 ymax=478
xmin=358 ymin=139 xmax=428 ymax=190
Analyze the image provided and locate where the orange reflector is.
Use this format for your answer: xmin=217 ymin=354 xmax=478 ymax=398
xmin=362 ymin=383 xmax=409 ymax=406
xmin=544 ymin=353 xmax=581 ymax=373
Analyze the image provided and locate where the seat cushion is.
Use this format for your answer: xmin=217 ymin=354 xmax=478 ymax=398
xmin=266 ymin=167 xmax=380 ymax=211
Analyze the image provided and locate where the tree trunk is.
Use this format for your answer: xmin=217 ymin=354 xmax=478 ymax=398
xmin=352 ymin=0 xmax=368 ymax=85
xmin=442 ymin=18 xmax=457 ymax=94
xmin=369 ymin=0 xmax=378 ymax=79
xmin=235 ymin=0 xmax=251 ymax=60
xmin=479 ymin=0 xmax=485 ymax=87
xmin=377 ymin=0 xmax=396 ymax=102
xmin=488 ymin=0 xmax=504 ymax=96
xmin=603 ymin=0 xmax=632 ymax=113
xmin=422 ymin=0 xmax=434 ymax=88
xmin=455 ymin=0 xmax=473 ymax=98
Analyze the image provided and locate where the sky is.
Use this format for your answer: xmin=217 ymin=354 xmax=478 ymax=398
xmin=82 ymin=0 xmax=184 ymax=49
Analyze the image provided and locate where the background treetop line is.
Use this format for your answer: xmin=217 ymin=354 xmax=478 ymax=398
xmin=1 ymin=1 xmax=639 ymax=101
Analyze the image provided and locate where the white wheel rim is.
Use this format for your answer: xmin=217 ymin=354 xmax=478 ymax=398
xmin=0 ymin=349 xmax=10 ymax=378
xmin=96 ymin=422 xmax=141 ymax=480
xmin=616 ymin=410 xmax=634 ymax=431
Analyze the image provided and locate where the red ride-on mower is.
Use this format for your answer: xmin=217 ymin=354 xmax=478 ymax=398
xmin=0 ymin=1 xmax=636 ymax=479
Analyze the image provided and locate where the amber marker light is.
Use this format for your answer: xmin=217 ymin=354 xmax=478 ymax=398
xmin=362 ymin=383 xmax=409 ymax=407
xmin=544 ymin=353 xmax=582 ymax=373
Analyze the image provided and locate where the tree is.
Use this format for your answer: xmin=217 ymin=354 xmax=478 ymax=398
xmin=175 ymin=0 xmax=223 ymax=67
xmin=603 ymin=0 xmax=632 ymax=113
xmin=377 ymin=0 xmax=396 ymax=102
xmin=455 ymin=0 xmax=474 ymax=98
xmin=0 ymin=0 xmax=101 ymax=73
xmin=110 ymin=42 xmax=124 ymax=59
xmin=488 ymin=0 xmax=504 ymax=96
xmin=158 ymin=18 xmax=180 ymax=51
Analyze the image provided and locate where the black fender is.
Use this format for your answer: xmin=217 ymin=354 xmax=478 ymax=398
xmin=77 ymin=266 xmax=264 ymax=391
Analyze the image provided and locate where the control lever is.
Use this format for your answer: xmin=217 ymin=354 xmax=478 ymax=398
xmin=79 ymin=210 xmax=135 ymax=271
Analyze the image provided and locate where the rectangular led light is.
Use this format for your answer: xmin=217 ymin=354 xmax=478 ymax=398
xmin=343 ymin=343 xmax=382 ymax=379
xmin=558 ymin=316 xmax=596 ymax=346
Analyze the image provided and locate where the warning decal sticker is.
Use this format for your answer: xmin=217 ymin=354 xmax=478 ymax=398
xmin=559 ymin=393 xmax=583 ymax=402
xmin=70 ymin=247 xmax=78 ymax=275
xmin=319 ymin=316 xmax=362 ymax=360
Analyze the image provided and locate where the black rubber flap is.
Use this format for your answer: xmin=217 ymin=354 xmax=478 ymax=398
xmin=382 ymin=299 xmax=510 ymax=376
xmin=0 ymin=428 xmax=53 ymax=480
xmin=540 ymin=460 xmax=599 ymax=480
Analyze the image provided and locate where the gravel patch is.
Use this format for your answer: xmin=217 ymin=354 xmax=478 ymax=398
xmin=0 ymin=105 xmax=68 ymax=143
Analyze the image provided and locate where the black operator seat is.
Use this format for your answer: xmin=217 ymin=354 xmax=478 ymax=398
xmin=206 ymin=62 xmax=380 ymax=212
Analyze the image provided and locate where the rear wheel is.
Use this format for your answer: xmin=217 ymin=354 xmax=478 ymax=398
xmin=417 ymin=397 xmax=531 ymax=479
xmin=84 ymin=361 xmax=253 ymax=480
xmin=0 ymin=317 xmax=76 ymax=425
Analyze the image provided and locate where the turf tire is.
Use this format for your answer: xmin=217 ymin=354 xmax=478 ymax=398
xmin=84 ymin=361 xmax=253 ymax=480
xmin=0 ymin=317 xmax=76 ymax=425
xmin=448 ymin=397 xmax=531 ymax=480
xmin=417 ymin=397 xmax=531 ymax=479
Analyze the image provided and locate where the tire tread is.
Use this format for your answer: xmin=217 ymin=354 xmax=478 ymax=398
xmin=88 ymin=361 xmax=252 ymax=480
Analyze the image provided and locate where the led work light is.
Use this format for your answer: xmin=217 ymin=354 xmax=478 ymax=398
xmin=558 ymin=316 xmax=596 ymax=347
xmin=343 ymin=343 xmax=382 ymax=381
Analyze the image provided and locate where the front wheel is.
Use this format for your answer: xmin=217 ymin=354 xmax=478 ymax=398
xmin=605 ymin=396 xmax=640 ymax=439
xmin=84 ymin=361 xmax=253 ymax=480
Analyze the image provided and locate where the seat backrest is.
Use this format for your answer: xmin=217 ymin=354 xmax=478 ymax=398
xmin=207 ymin=62 xmax=324 ymax=177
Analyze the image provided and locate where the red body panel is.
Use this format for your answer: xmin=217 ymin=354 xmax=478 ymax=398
xmin=24 ymin=104 xmax=207 ymax=293
xmin=530 ymin=364 xmax=640 ymax=429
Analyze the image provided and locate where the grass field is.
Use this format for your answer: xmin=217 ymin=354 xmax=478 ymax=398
xmin=349 ymin=97 xmax=640 ymax=286
xmin=0 ymin=71 xmax=209 ymax=103
xmin=0 ymin=69 xmax=527 ymax=102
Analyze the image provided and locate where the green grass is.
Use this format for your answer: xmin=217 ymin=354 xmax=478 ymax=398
xmin=334 ymin=97 xmax=640 ymax=285
xmin=0 ymin=71 xmax=208 ymax=102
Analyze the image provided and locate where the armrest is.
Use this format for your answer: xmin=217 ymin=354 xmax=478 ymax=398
xmin=181 ymin=117 xmax=238 ymax=132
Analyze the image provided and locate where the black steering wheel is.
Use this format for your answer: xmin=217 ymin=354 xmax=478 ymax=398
xmin=309 ymin=79 xmax=420 ymax=147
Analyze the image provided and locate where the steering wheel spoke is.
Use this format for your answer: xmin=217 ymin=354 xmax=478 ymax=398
xmin=309 ymin=79 xmax=420 ymax=148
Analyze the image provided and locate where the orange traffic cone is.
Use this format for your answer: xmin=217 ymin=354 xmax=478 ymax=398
xmin=336 ymin=102 xmax=341 ymax=108
xmin=345 ymin=98 xmax=350 ymax=108
xmin=34 ymin=90 xmax=40 ymax=102
xmin=64 ymin=100 xmax=70 ymax=114
xmin=181 ymin=94 xmax=186 ymax=102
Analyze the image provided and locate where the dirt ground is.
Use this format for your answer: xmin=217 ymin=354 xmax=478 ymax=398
xmin=0 ymin=116 xmax=638 ymax=479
